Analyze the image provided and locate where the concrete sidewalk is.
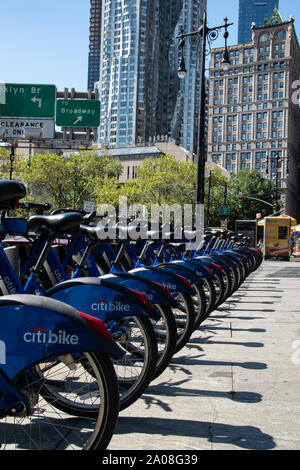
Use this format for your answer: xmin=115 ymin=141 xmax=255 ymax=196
xmin=108 ymin=259 xmax=300 ymax=450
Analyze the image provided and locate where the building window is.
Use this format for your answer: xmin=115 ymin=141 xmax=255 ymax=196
xmin=275 ymin=30 xmax=286 ymax=41
xmin=260 ymin=33 xmax=270 ymax=43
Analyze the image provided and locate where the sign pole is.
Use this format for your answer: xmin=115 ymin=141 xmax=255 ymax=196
xmin=9 ymin=144 xmax=15 ymax=180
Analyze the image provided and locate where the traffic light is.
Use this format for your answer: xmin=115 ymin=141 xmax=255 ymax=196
xmin=212 ymin=201 xmax=216 ymax=210
xmin=273 ymin=203 xmax=277 ymax=214
xmin=238 ymin=199 xmax=243 ymax=209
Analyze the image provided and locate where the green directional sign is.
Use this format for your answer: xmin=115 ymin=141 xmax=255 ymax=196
xmin=0 ymin=83 xmax=56 ymax=118
xmin=56 ymin=99 xmax=100 ymax=127
xmin=219 ymin=206 xmax=230 ymax=216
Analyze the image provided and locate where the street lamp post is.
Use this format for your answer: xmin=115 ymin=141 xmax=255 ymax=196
xmin=266 ymin=151 xmax=289 ymax=212
xmin=177 ymin=13 xmax=233 ymax=206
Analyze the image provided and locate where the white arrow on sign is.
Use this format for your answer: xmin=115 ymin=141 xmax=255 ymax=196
xmin=74 ymin=116 xmax=83 ymax=125
xmin=31 ymin=96 xmax=42 ymax=108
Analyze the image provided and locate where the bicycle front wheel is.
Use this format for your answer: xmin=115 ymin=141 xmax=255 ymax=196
xmin=0 ymin=352 xmax=120 ymax=450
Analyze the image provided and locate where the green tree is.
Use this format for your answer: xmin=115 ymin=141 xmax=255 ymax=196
xmin=0 ymin=147 xmax=26 ymax=181
xmin=22 ymin=150 xmax=122 ymax=210
xmin=226 ymin=169 xmax=276 ymax=230
xmin=95 ymin=154 xmax=197 ymax=207
xmin=204 ymin=167 xmax=228 ymax=227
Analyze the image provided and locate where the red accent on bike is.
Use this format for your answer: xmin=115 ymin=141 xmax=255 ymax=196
xmin=78 ymin=311 xmax=114 ymax=343
xmin=174 ymin=274 xmax=192 ymax=289
xmin=213 ymin=263 xmax=225 ymax=271
xmin=152 ymin=281 xmax=173 ymax=300
xmin=202 ymin=266 xmax=214 ymax=276
xmin=14 ymin=197 xmax=20 ymax=209
xmin=128 ymin=289 xmax=154 ymax=310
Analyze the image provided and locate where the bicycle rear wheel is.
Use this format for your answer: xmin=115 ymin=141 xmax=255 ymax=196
xmin=172 ymin=292 xmax=196 ymax=353
xmin=0 ymin=352 xmax=120 ymax=450
xmin=113 ymin=315 xmax=158 ymax=410
xmin=151 ymin=304 xmax=177 ymax=379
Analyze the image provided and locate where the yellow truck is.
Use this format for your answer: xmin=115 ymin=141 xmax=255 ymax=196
xmin=264 ymin=216 xmax=292 ymax=261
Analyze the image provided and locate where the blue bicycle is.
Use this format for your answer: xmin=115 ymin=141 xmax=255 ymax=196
xmin=0 ymin=187 xmax=165 ymax=412
xmin=0 ymin=180 xmax=125 ymax=450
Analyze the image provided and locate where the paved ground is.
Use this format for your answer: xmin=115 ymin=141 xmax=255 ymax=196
xmin=108 ymin=259 xmax=300 ymax=450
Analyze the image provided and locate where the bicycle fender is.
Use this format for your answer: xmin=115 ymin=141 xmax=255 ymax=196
xmin=0 ymin=294 xmax=124 ymax=380
xmin=100 ymin=272 xmax=178 ymax=307
xmin=46 ymin=277 xmax=160 ymax=321
xmin=208 ymin=253 xmax=241 ymax=267
xmin=157 ymin=261 xmax=214 ymax=283
xmin=182 ymin=258 xmax=224 ymax=277
xmin=129 ymin=266 xmax=194 ymax=294
xmin=192 ymin=256 xmax=228 ymax=274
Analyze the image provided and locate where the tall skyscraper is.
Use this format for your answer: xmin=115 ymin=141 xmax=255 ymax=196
xmin=89 ymin=0 xmax=206 ymax=153
xmin=87 ymin=0 xmax=102 ymax=91
xmin=238 ymin=0 xmax=279 ymax=43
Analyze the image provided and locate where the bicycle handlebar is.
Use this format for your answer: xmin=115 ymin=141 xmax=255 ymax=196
xmin=19 ymin=201 xmax=51 ymax=213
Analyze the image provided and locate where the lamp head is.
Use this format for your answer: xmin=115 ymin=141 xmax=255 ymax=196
xmin=221 ymin=49 xmax=230 ymax=71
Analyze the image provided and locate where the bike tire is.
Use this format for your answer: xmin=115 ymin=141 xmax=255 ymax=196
xmin=191 ymin=281 xmax=208 ymax=329
xmin=202 ymin=277 xmax=217 ymax=316
xmin=151 ymin=304 xmax=177 ymax=380
xmin=172 ymin=292 xmax=196 ymax=353
xmin=1 ymin=352 xmax=120 ymax=450
xmin=114 ymin=315 xmax=158 ymax=411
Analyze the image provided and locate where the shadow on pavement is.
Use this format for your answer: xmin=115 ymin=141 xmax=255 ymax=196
xmin=114 ymin=416 xmax=275 ymax=450
xmin=170 ymin=356 xmax=267 ymax=371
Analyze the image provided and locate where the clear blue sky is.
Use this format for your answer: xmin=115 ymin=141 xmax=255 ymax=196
xmin=0 ymin=0 xmax=299 ymax=91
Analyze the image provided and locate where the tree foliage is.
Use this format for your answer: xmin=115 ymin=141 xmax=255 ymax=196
xmin=95 ymin=154 xmax=197 ymax=209
xmin=22 ymin=150 xmax=122 ymax=210
xmin=7 ymin=147 xmax=278 ymax=230
xmin=0 ymin=147 xmax=26 ymax=181
xmin=207 ymin=168 xmax=277 ymax=230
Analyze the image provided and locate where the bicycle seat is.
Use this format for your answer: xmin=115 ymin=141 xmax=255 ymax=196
xmin=28 ymin=212 xmax=83 ymax=235
xmin=0 ymin=180 xmax=26 ymax=210
xmin=203 ymin=234 xmax=212 ymax=242
xmin=146 ymin=229 xmax=162 ymax=239
xmin=80 ymin=224 xmax=99 ymax=240
xmin=167 ymin=242 xmax=186 ymax=252
xmin=210 ymin=230 xmax=220 ymax=237
xmin=184 ymin=229 xmax=197 ymax=240
xmin=162 ymin=231 xmax=176 ymax=241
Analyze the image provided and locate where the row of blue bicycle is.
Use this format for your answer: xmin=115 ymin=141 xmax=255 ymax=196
xmin=0 ymin=179 xmax=262 ymax=450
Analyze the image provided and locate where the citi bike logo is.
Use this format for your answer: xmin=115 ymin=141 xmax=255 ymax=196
xmin=163 ymin=282 xmax=177 ymax=291
xmin=91 ymin=299 xmax=130 ymax=312
xmin=0 ymin=340 xmax=6 ymax=364
xmin=24 ymin=328 xmax=79 ymax=345
xmin=53 ymin=269 xmax=65 ymax=284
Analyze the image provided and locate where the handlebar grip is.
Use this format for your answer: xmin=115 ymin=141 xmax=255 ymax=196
xmin=20 ymin=201 xmax=51 ymax=211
